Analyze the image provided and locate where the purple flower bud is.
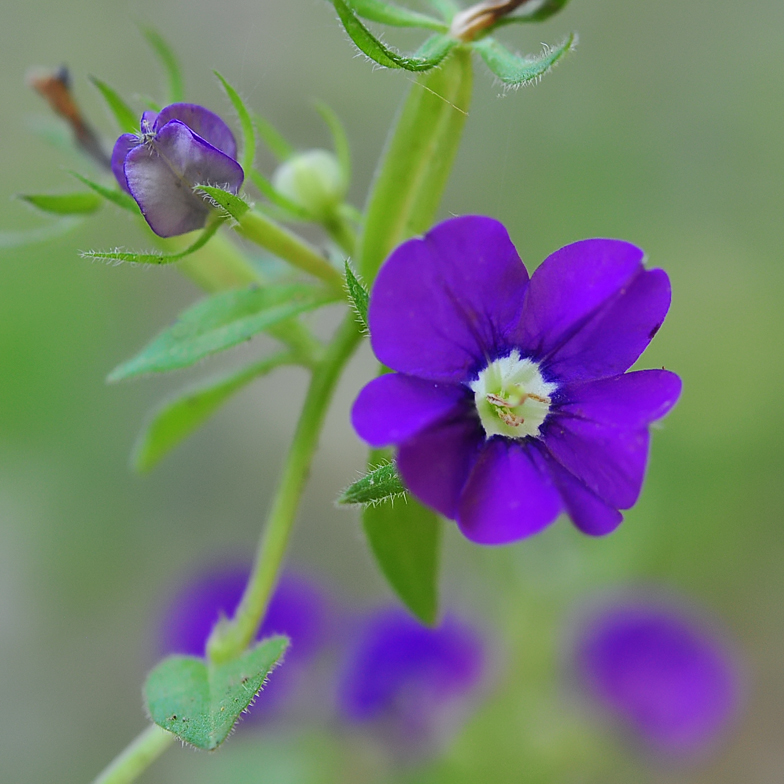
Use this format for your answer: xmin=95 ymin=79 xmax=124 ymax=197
xmin=156 ymin=562 xmax=330 ymax=720
xmin=570 ymin=595 xmax=740 ymax=756
xmin=338 ymin=608 xmax=486 ymax=757
xmin=111 ymin=103 xmax=244 ymax=237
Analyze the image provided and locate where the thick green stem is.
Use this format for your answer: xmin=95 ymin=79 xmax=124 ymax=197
xmin=206 ymin=314 xmax=361 ymax=663
xmin=90 ymin=725 xmax=174 ymax=784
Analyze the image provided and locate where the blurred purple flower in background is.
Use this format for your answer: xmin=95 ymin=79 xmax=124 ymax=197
xmin=112 ymin=103 xmax=243 ymax=237
xmin=570 ymin=595 xmax=740 ymax=756
xmin=338 ymin=607 xmax=486 ymax=757
xmin=352 ymin=216 xmax=680 ymax=545
xmin=157 ymin=562 xmax=329 ymax=719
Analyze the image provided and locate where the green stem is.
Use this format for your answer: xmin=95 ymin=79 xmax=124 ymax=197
xmin=325 ymin=210 xmax=358 ymax=258
xmin=235 ymin=210 xmax=344 ymax=290
xmin=91 ymin=725 xmax=174 ymax=784
xmin=207 ymin=313 xmax=362 ymax=663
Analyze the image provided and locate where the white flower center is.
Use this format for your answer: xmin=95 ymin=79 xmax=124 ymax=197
xmin=470 ymin=350 xmax=557 ymax=439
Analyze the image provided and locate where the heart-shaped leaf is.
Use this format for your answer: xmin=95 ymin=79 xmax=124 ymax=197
xmin=145 ymin=636 xmax=288 ymax=750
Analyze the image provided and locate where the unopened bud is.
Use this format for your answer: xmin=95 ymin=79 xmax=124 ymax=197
xmin=272 ymin=149 xmax=346 ymax=220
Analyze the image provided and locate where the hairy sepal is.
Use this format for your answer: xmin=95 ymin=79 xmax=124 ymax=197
xmin=472 ymin=33 xmax=576 ymax=87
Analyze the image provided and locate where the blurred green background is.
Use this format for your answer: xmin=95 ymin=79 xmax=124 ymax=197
xmin=1 ymin=0 xmax=782 ymax=781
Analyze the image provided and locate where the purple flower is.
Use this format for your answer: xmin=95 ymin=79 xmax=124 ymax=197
xmin=111 ymin=103 xmax=244 ymax=237
xmin=571 ymin=596 xmax=740 ymax=755
xmin=157 ymin=563 xmax=330 ymax=718
xmin=338 ymin=608 xmax=486 ymax=754
xmin=352 ymin=216 xmax=681 ymax=544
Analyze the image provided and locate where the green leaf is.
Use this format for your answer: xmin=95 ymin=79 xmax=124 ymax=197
xmin=214 ymin=72 xmax=256 ymax=174
xmin=19 ymin=192 xmax=102 ymax=215
xmin=472 ymin=33 xmax=576 ymax=87
xmin=314 ymin=101 xmax=351 ymax=187
xmin=68 ymin=171 xmax=139 ymax=213
xmin=82 ymin=221 xmax=222 ymax=266
xmin=145 ymin=636 xmax=288 ymax=750
xmin=339 ymin=461 xmax=406 ymax=505
xmin=343 ymin=261 xmax=369 ymax=333
xmin=133 ymin=352 xmax=295 ymax=472
xmin=108 ymin=282 xmax=339 ymax=381
xmin=333 ymin=0 xmax=455 ymax=71
xmin=196 ymin=186 xmax=251 ymax=222
xmin=253 ymin=114 xmax=294 ymax=162
xmin=491 ymin=0 xmax=571 ymax=27
xmin=248 ymin=170 xmax=312 ymax=220
xmin=358 ymin=48 xmax=472 ymax=281
xmin=90 ymin=76 xmax=138 ymax=134
xmin=141 ymin=26 xmax=185 ymax=103
xmin=426 ymin=0 xmax=459 ymax=21
xmin=0 ymin=218 xmax=81 ymax=250
xmin=346 ymin=0 xmax=446 ymax=30
xmin=362 ymin=451 xmax=441 ymax=624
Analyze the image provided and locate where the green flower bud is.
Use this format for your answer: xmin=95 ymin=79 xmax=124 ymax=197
xmin=272 ymin=149 xmax=346 ymax=220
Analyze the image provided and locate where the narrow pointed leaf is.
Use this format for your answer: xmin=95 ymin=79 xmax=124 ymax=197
xmin=334 ymin=0 xmax=455 ymax=71
xmin=141 ymin=26 xmax=185 ymax=103
xmin=195 ymin=186 xmax=251 ymax=222
xmin=108 ymin=282 xmax=340 ymax=381
xmin=347 ymin=0 xmax=446 ymax=30
xmin=249 ymin=170 xmax=311 ymax=220
xmin=0 ymin=218 xmax=81 ymax=249
xmin=492 ymin=0 xmax=571 ymax=27
xmin=68 ymin=171 xmax=139 ymax=213
xmin=315 ymin=101 xmax=351 ymax=186
xmin=343 ymin=261 xmax=369 ymax=333
xmin=134 ymin=352 xmax=296 ymax=471
xmin=339 ymin=462 xmax=406 ymax=505
xmin=362 ymin=451 xmax=441 ymax=624
xmin=214 ymin=72 xmax=256 ymax=174
xmin=472 ymin=33 xmax=576 ymax=87
xmin=19 ymin=192 xmax=102 ymax=215
xmin=145 ymin=636 xmax=288 ymax=750
xmin=253 ymin=114 xmax=294 ymax=161
xmin=90 ymin=76 xmax=138 ymax=133
xmin=82 ymin=221 xmax=222 ymax=266
xmin=426 ymin=0 xmax=459 ymax=21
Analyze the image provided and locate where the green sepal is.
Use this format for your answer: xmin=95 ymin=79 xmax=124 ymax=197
xmin=491 ymin=0 xmax=572 ymax=28
xmin=140 ymin=26 xmax=185 ymax=103
xmin=195 ymin=186 xmax=251 ymax=222
xmin=19 ymin=191 xmax=102 ymax=215
xmin=107 ymin=282 xmax=340 ymax=381
xmin=314 ymin=101 xmax=351 ymax=188
xmin=214 ymin=72 xmax=256 ymax=174
xmin=471 ymin=33 xmax=576 ymax=87
xmin=82 ymin=221 xmax=222 ymax=267
xmin=339 ymin=461 xmax=406 ymax=506
xmin=144 ymin=636 xmax=288 ymax=751
xmin=0 ymin=218 xmax=81 ymax=249
xmin=346 ymin=0 xmax=446 ymax=30
xmin=362 ymin=450 xmax=441 ymax=625
xmin=253 ymin=114 xmax=294 ymax=162
xmin=90 ymin=76 xmax=138 ymax=134
xmin=343 ymin=261 xmax=369 ymax=334
xmin=68 ymin=171 xmax=139 ymax=213
xmin=249 ymin=170 xmax=312 ymax=220
xmin=133 ymin=352 xmax=297 ymax=472
xmin=333 ymin=0 xmax=455 ymax=71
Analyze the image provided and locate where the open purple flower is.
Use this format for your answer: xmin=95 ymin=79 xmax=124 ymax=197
xmin=111 ymin=103 xmax=244 ymax=237
xmin=338 ymin=608 xmax=486 ymax=755
xmin=571 ymin=596 xmax=740 ymax=755
xmin=156 ymin=563 xmax=330 ymax=719
xmin=352 ymin=216 xmax=681 ymax=544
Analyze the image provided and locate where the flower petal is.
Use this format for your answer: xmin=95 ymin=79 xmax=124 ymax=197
xmin=111 ymin=133 xmax=139 ymax=193
xmin=543 ymin=417 xmax=650 ymax=510
xmin=352 ymin=373 xmax=470 ymax=448
xmin=546 ymin=268 xmax=672 ymax=383
xmin=154 ymin=103 xmax=238 ymax=158
xmin=124 ymin=120 xmax=244 ymax=238
xmin=534 ymin=443 xmax=623 ymax=536
xmin=558 ymin=369 xmax=682 ymax=428
xmin=516 ymin=239 xmax=644 ymax=361
xmin=396 ymin=409 xmax=485 ymax=519
xmin=457 ymin=439 xmax=562 ymax=544
xmin=369 ymin=216 xmax=529 ymax=383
